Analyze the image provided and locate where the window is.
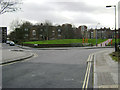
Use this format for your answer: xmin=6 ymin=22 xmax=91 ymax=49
xmin=25 ymin=28 xmax=28 ymax=31
xmin=58 ymin=34 xmax=61 ymax=36
xmin=52 ymin=30 xmax=55 ymax=33
xmin=52 ymin=33 xmax=55 ymax=36
xmin=25 ymin=34 xmax=28 ymax=37
xmin=58 ymin=29 xmax=61 ymax=32
xmin=32 ymin=30 xmax=36 ymax=36
xmin=81 ymin=26 xmax=85 ymax=31
xmin=40 ymin=34 xmax=43 ymax=37
xmin=40 ymin=29 xmax=43 ymax=31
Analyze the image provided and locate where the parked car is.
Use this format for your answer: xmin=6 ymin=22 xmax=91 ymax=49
xmin=6 ymin=41 xmax=11 ymax=44
xmin=9 ymin=41 xmax=15 ymax=46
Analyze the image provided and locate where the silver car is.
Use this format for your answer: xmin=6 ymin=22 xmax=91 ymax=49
xmin=6 ymin=41 xmax=11 ymax=44
xmin=9 ymin=41 xmax=15 ymax=46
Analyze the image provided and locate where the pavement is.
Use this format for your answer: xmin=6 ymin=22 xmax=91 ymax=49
xmin=1 ymin=49 xmax=34 ymax=65
xmin=94 ymin=48 xmax=119 ymax=89
xmin=97 ymin=39 xmax=112 ymax=47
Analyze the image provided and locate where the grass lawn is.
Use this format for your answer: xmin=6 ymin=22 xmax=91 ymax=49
xmin=87 ymin=39 xmax=107 ymax=45
xmin=108 ymin=39 xmax=120 ymax=45
xmin=23 ymin=39 xmax=108 ymax=45
xmin=109 ymin=52 xmax=120 ymax=62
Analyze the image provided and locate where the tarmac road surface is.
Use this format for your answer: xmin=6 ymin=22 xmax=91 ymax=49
xmin=2 ymin=44 xmax=110 ymax=88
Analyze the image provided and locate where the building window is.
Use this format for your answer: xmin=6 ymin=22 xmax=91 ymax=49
xmin=52 ymin=33 xmax=55 ymax=36
xmin=32 ymin=30 xmax=36 ymax=36
xmin=25 ymin=34 xmax=28 ymax=37
xmin=40 ymin=34 xmax=43 ymax=37
xmin=58 ymin=34 xmax=61 ymax=37
xmin=40 ymin=29 xmax=43 ymax=31
xmin=58 ymin=29 xmax=61 ymax=32
xmin=25 ymin=28 xmax=28 ymax=31
xmin=81 ymin=26 xmax=85 ymax=31
xmin=52 ymin=30 xmax=55 ymax=33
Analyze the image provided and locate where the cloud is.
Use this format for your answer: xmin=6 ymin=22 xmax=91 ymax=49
xmin=1 ymin=0 xmax=120 ymax=34
xmin=20 ymin=1 xmax=99 ymax=25
xmin=118 ymin=1 xmax=120 ymax=28
xmin=50 ymin=2 xmax=108 ymax=14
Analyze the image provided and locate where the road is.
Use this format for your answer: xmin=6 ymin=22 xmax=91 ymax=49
xmin=2 ymin=43 xmax=109 ymax=88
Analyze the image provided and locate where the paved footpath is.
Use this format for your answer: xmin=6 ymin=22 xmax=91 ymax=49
xmin=0 ymin=43 xmax=34 ymax=89
xmin=97 ymin=39 xmax=112 ymax=47
xmin=94 ymin=48 xmax=118 ymax=89
xmin=1 ymin=49 xmax=34 ymax=65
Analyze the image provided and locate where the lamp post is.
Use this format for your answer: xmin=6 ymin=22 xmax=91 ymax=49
xmin=106 ymin=5 xmax=117 ymax=52
xmin=96 ymin=23 xmax=100 ymax=46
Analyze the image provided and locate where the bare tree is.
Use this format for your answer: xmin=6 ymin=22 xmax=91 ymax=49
xmin=0 ymin=0 xmax=22 ymax=14
xmin=44 ymin=20 xmax=52 ymax=26
xmin=10 ymin=19 xmax=23 ymax=31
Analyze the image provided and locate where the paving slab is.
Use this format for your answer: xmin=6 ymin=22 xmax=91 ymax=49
xmin=1 ymin=49 xmax=34 ymax=64
xmin=94 ymin=48 xmax=118 ymax=89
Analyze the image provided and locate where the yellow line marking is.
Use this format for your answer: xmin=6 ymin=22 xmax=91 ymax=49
xmin=82 ymin=54 xmax=93 ymax=89
xmin=82 ymin=55 xmax=91 ymax=88
xmin=85 ymin=58 xmax=92 ymax=88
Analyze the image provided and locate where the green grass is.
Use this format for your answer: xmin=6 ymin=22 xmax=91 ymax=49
xmin=108 ymin=39 xmax=120 ymax=45
xmin=87 ymin=39 xmax=107 ymax=45
xmin=23 ymin=39 xmax=108 ymax=45
xmin=109 ymin=52 xmax=119 ymax=62
xmin=23 ymin=39 xmax=83 ymax=44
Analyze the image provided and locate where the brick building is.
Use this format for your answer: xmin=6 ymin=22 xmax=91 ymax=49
xmin=10 ymin=22 xmax=119 ymax=43
xmin=28 ymin=24 xmax=64 ymax=41
xmin=74 ymin=25 xmax=87 ymax=39
xmin=87 ymin=28 xmax=118 ymax=39
xmin=0 ymin=28 xmax=2 ymax=43
xmin=78 ymin=25 xmax=87 ymax=38
xmin=19 ymin=24 xmax=117 ymax=41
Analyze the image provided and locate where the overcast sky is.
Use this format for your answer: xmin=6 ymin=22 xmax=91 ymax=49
xmin=0 ymin=0 xmax=120 ymax=34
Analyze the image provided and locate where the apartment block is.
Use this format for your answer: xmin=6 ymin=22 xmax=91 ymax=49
xmin=0 ymin=27 xmax=7 ymax=43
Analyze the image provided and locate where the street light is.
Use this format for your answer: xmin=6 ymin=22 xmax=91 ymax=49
xmin=106 ymin=5 xmax=117 ymax=52
xmin=96 ymin=23 xmax=100 ymax=46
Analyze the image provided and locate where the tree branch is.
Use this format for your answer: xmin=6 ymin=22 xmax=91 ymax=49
xmin=0 ymin=0 xmax=22 ymax=14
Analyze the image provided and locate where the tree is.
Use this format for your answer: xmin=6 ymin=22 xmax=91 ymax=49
xmin=0 ymin=0 xmax=22 ymax=14
xmin=43 ymin=20 xmax=52 ymax=40
xmin=44 ymin=20 xmax=52 ymax=26
xmin=9 ymin=21 xmax=33 ymax=43
xmin=10 ymin=19 xmax=22 ymax=31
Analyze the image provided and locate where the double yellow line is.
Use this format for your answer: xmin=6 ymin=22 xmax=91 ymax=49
xmin=82 ymin=54 xmax=94 ymax=89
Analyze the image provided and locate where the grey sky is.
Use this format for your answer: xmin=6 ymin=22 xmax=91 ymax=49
xmin=118 ymin=1 xmax=120 ymax=28
xmin=0 ymin=0 xmax=120 ymax=34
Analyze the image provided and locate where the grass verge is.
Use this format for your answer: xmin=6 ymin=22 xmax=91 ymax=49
xmin=109 ymin=52 xmax=120 ymax=62
xmin=23 ymin=39 xmax=108 ymax=45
